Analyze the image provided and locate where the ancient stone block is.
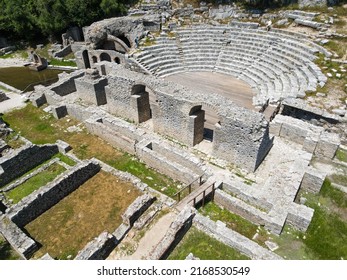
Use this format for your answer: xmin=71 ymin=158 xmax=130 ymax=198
xmin=122 ymin=193 xmax=155 ymax=226
xmin=56 ymin=139 xmax=72 ymax=153
xmin=300 ymin=167 xmax=326 ymax=193
xmin=315 ymin=131 xmax=340 ymax=159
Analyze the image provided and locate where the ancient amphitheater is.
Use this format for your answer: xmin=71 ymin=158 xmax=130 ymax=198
xmin=1 ymin=1 xmax=347 ymax=260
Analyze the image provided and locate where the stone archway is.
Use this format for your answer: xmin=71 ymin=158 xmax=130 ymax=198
xmin=100 ymin=52 xmax=111 ymax=62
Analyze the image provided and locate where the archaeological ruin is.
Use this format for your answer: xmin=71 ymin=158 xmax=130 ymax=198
xmin=1 ymin=0 xmax=347 ymax=261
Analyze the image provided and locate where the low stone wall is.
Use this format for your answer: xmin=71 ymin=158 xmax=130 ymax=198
xmin=0 ymin=144 xmax=59 ymax=188
xmin=214 ymin=189 xmax=268 ymax=226
xmin=149 ymin=206 xmax=196 ymax=260
xmin=122 ymin=193 xmax=155 ymax=226
xmin=136 ymin=140 xmax=202 ymax=185
xmin=286 ymin=204 xmax=314 ymax=232
xmin=50 ymin=70 xmax=84 ymax=96
xmin=75 ymin=231 xmax=118 ymax=260
xmin=7 ymin=160 xmax=101 ymax=227
xmin=300 ymin=167 xmax=326 ymax=193
xmin=1 ymin=158 xmax=60 ymax=192
xmin=0 ymin=216 xmax=36 ymax=259
xmin=194 ymin=213 xmax=282 ymax=260
xmin=85 ymin=117 xmax=138 ymax=155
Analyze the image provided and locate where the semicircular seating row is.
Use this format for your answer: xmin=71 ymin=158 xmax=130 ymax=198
xmin=133 ymin=25 xmax=328 ymax=107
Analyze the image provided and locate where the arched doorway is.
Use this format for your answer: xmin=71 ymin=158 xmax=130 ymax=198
xmin=114 ymin=57 xmax=120 ymax=64
xmin=82 ymin=50 xmax=91 ymax=69
xmin=100 ymin=52 xmax=111 ymax=62
xmin=92 ymin=56 xmax=98 ymax=63
xmin=131 ymin=84 xmax=156 ymax=124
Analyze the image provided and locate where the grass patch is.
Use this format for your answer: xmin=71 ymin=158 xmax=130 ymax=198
xmin=303 ymin=206 xmax=347 ymax=259
xmin=168 ymin=226 xmax=249 ymax=260
xmin=199 ymin=202 xmax=268 ymax=245
xmin=5 ymin=163 xmax=66 ymax=204
xmin=54 ymin=153 xmax=76 ymax=166
xmin=26 ymin=171 xmax=141 ymax=259
xmin=2 ymin=104 xmax=180 ymax=198
xmin=320 ymin=179 xmax=347 ymax=208
xmin=294 ymin=178 xmax=347 ymax=259
xmin=0 ymin=234 xmax=22 ymax=260
xmin=49 ymin=58 xmax=77 ymax=67
xmin=336 ymin=148 xmax=347 ymax=163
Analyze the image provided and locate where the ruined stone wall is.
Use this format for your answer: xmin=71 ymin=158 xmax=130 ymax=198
xmin=40 ymin=63 xmax=273 ymax=172
xmin=214 ymin=189 xmax=268 ymax=226
xmin=7 ymin=161 xmax=101 ymax=227
xmin=85 ymin=117 xmax=138 ymax=155
xmin=75 ymin=73 xmax=108 ymax=106
xmin=0 ymin=144 xmax=59 ymax=188
xmin=75 ymin=231 xmax=117 ymax=260
xmin=0 ymin=216 xmax=36 ymax=259
xmin=50 ymin=70 xmax=85 ymax=96
xmin=65 ymin=104 xmax=97 ymax=123
xmin=149 ymin=207 xmax=196 ymax=260
xmin=136 ymin=140 xmax=203 ymax=184
xmin=270 ymin=114 xmax=340 ymax=158
xmin=102 ymin=65 xmax=272 ymax=171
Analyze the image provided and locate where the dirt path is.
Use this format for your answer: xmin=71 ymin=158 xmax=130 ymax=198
xmin=107 ymin=211 xmax=177 ymax=260
xmin=0 ymin=57 xmax=27 ymax=68
xmin=0 ymin=92 xmax=27 ymax=114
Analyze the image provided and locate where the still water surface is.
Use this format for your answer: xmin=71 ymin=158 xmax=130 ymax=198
xmin=0 ymin=67 xmax=66 ymax=91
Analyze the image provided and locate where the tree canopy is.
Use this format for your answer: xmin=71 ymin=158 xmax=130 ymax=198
xmin=0 ymin=0 xmax=128 ymax=41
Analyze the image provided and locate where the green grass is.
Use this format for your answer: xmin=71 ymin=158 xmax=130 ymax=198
xmin=49 ymin=58 xmax=77 ymax=67
xmin=336 ymin=148 xmax=347 ymax=163
xmin=168 ymin=227 xmax=249 ymax=260
xmin=5 ymin=163 xmax=66 ymax=204
xmin=303 ymin=207 xmax=347 ymax=259
xmin=107 ymin=153 xmax=178 ymax=197
xmin=199 ymin=202 xmax=268 ymax=245
xmin=0 ymin=235 xmax=22 ymax=260
xmin=0 ymin=53 xmax=15 ymax=59
xmin=53 ymin=153 xmax=76 ymax=166
xmin=293 ymin=178 xmax=347 ymax=259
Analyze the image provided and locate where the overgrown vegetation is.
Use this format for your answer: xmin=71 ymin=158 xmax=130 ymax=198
xmin=168 ymin=226 xmax=249 ymax=260
xmin=5 ymin=163 xmax=66 ymax=204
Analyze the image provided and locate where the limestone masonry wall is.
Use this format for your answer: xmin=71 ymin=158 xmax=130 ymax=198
xmin=149 ymin=206 xmax=196 ymax=260
xmin=7 ymin=160 xmax=101 ymax=227
xmin=0 ymin=144 xmax=59 ymax=188
xmin=0 ymin=216 xmax=36 ymax=259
